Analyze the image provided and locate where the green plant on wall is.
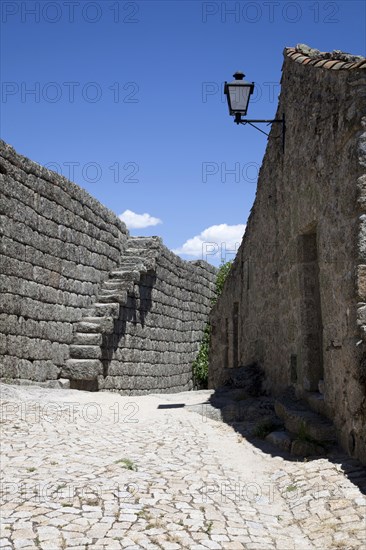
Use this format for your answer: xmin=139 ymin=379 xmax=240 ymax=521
xmin=192 ymin=323 xmax=211 ymax=387
xmin=213 ymin=260 xmax=233 ymax=304
xmin=192 ymin=260 xmax=233 ymax=388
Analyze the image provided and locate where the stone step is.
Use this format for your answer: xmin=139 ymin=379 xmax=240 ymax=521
xmin=98 ymin=292 xmax=128 ymax=304
xmin=342 ymin=460 xmax=366 ymax=475
xmin=69 ymin=345 xmax=102 ymax=359
xmin=99 ymin=287 xmax=126 ymax=295
xmin=275 ymin=396 xmax=336 ymax=443
xmin=73 ymin=332 xmax=102 ymax=346
xmin=265 ymin=430 xmax=293 ymax=453
xmin=291 ymin=439 xmax=326 ymax=456
xmin=74 ymin=317 xmax=114 ymax=333
xmin=61 ymin=359 xmax=103 ymax=380
xmin=118 ymin=258 xmax=146 ymax=267
xmin=109 ymin=270 xmax=141 ymax=281
xmin=89 ymin=303 xmax=120 ymax=318
xmin=304 ymin=391 xmax=327 ymax=416
xmin=123 ymin=248 xmax=154 ymax=258
xmin=119 ymin=256 xmax=156 ymax=273
xmin=265 ymin=429 xmax=326 ymax=457
xmin=127 ymin=237 xmax=160 ymax=249
xmin=102 ymin=281 xmax=133 ymax=291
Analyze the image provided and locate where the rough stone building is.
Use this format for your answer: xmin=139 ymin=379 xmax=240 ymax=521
xmin=209 ymin=45 xmax=366 ymax=464
xmin=0 ymin=141 xmax=216 ymax=394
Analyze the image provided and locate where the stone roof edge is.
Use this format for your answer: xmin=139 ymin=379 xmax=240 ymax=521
xmin=284 ymin=44 xmax=366 ymax=70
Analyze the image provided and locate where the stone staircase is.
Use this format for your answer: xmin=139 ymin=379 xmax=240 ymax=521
xmin=62 ymin=237 xmax=161 ymax=389
xmin=267 ymin=388 xmax=337 ymax=457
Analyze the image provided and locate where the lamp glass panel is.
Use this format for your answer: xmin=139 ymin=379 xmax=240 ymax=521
xmin=229 ymin=85 xmax=251 ymax=113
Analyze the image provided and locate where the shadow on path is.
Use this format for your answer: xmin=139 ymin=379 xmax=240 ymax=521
xmin=185 ymin=385 xmax=366 ymax=496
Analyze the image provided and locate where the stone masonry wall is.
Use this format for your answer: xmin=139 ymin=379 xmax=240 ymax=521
xmin=103 ymin=243 xmax=216 ymax=394
xmin=209 ymin=46 xmax=366 ymax=464
xmin=63 ymin=236 xmax=216 ymax=394
xmin=0 ymin=140 xmax=217 ymax=394
xmin=0 ymin=140 xmax=128 ymax=386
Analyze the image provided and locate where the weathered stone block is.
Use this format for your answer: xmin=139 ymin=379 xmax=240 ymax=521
xmin=73 ymin=332 xmax=102 ymax=346
xmin=75 ymin=317 xmax=114 ymax=333
xmin=69 ymin=345 xmax=101 ymax=359
xmin=357 ymin=265 xmax=366 ymax=301
xmin=17 ymin=359 xmax=59 ymax=381
xmin=291 ymin=439 xmax=325 ymax=457
xmin=51 ymin=342 xmax=69 ymax=365
xmin=61 ymin=359 xmax=103 ymax=379
xmin=275 ymin=398 xmax=336 ymax=443
xmin=265 ymin=431 xmax=292 ymax=452
xmin=91 ymin=302 xmax=120 ymax=318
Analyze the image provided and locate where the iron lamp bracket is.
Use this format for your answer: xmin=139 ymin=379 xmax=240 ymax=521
xmin=234 ymin=113 xmax=286 ymax=152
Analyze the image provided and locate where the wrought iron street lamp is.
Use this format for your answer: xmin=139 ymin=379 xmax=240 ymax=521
xmin=224 ymin=71 xmax=285 ymax=152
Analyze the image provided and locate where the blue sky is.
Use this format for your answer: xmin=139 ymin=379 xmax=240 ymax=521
xmin=1 ymin=0 xmax=365 ymax=264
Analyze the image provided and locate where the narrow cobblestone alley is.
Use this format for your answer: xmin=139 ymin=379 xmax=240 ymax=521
xmin=1 ymin=385 xmax=365 ymax=550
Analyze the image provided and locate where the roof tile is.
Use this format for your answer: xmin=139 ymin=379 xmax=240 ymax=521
xmin=312 ymin=60 xmax=329 ymax=67
xmin=354 ymin=60 xmax=366 ymax=69
xmin=294 ymin=55 xmax=308 ymax=64
xmin=290 ymin=53 xmax=303 ymax=60
xmin=284 ymin=45 xmax=365 ymax=71
xmin=323 ymin=60 xmax=342 ymax=69
xmin=341 ymin=62 xmax=357 ymax=69
xmin=330 ymin=62 xmax=346 ymax=70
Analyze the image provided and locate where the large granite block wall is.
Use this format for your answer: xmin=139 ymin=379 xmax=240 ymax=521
xmin=209 ymin=46 xmax=366 ymax=464
xmin=63 ymin=236 xmax=216 ymax=394
xmin=0 ymin=141 xmax=217 ymax=393
xmin=100 ymin=242 xmax=216 ymax=394
xmin=0 ymin=140 xmax=128 ymax=386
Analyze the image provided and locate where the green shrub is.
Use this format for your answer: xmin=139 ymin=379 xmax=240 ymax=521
xmin=192 ymin=323 xmax=211 ymax=388
xmin=192 ymin=261 xmax=233 ymax=387
xmin=213 ymin=260 xmax=233 ymax=304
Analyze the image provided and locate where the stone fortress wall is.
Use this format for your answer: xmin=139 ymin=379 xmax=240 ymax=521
xmin=209 ymin=45 xmax=366 ymax=465
xmin=63 ymin=236 xmax=216 ymax=395
xmin=0 ymin=140 xmax=216 ymax=393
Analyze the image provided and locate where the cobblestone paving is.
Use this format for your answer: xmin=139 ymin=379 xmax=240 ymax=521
xmin=0 ymin=385 xmax=365 ymax=549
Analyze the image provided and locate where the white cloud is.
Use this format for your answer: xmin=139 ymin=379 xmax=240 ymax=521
xmin=118 ymin=209 xmax=162 ymax=229
xmin=173 ymin=223 xmax=246 ymax=261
